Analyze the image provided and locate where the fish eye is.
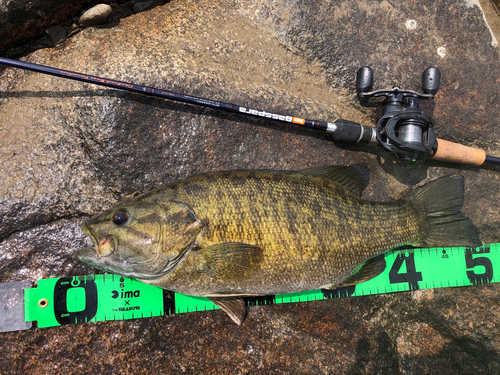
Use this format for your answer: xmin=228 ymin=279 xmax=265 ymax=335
xmin=112 ymin=211 xmax=129 ymax=225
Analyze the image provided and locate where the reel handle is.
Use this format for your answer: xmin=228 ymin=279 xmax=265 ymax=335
xmin=356 ymin=66 xmax=373 ymax=94
xmin=422 ymin=67 xmax=441 ymax=95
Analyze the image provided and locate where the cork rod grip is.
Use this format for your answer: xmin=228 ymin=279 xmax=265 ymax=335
xmin=432 ymin=139 xmax=486 ymax=166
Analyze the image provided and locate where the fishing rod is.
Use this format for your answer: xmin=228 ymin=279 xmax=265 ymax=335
xmin=1 ymin=56 xmax=499 ymax=167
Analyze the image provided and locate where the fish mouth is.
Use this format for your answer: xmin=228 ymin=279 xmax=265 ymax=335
xmin=76 ymin=224 xmax=122 ymax=274
xmin=75 ymin=246 xmax=109 ymax=270
xmin=81 ymin=224 xmax=98 ymax=249
xmin=76 ymin=223 xmax=176 ymax=279
xmin=81 ymin=224 xmax=116 ymax=258
xmin=77 ymin=224 xmax=191 ymax=280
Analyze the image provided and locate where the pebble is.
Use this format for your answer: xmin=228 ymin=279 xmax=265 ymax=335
xmin=132 ymin=1 xmax=153 ymax=13
xmin=79 ymin=4 xmax=113 ymax=27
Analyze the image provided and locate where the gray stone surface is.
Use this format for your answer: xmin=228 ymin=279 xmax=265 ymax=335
xmin=1 ymin=0 xmax=500 ymax=373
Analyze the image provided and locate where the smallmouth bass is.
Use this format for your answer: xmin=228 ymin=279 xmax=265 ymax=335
xmin=76 ymin=166 xmax=481 ymax=324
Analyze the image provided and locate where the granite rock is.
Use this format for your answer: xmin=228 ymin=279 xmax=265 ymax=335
xmin=1 ymin=0 xmax=500 ymax=373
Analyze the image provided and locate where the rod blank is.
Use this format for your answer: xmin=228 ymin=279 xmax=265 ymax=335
xmin=1 ymin=57 xmax=498 ymax=166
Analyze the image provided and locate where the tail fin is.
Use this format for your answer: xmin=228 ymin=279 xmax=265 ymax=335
xmin=404 ymin=176 xmax=481 ymax=248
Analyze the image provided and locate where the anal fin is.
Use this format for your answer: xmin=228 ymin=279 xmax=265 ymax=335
xmin=207 ymin=296 xmax=247 ymax=325
xmin=335 ymin=254 xmax=386 ymax=288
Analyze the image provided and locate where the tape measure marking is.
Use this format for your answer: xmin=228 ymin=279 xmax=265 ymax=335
xmin=20 ymin=243 xmax=500 ymax=329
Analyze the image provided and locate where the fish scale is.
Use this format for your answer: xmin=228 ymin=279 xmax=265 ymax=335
xmin=145 ymin=171 xmax=425 ymax=293
xmin=76 ymin=167 xmax=481 ymax=324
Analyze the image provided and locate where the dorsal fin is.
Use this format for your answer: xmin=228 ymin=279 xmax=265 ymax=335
xmin=120 ymin=191 xmax=142 ymax=201
xmin=298 ymin=165 xmax=369 ymax=197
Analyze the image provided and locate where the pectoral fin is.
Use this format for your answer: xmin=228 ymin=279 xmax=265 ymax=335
xmin=207 ymin=296 xmax=247 ymax=325
xmin=196 ymin=242 xmax=264 ymax=281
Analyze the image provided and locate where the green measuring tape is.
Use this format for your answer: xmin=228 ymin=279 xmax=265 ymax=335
xmin=5 ymin=243 xmax=500 ymax=330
